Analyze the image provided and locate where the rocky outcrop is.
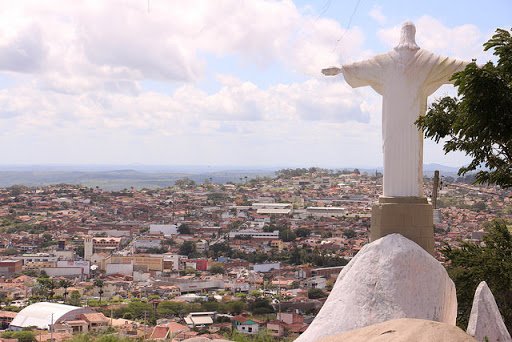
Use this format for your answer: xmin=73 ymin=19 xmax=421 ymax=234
xmin=296 ymin=234 xmax=457 ymax=342
xmin=317 ymin=318 xmax=476 ymax=342
xmin=466 ymin=281 xmax=511 ymax=342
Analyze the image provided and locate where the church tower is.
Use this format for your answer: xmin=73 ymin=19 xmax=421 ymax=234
xmin=84 ymin=236 xmax=93 ymax=261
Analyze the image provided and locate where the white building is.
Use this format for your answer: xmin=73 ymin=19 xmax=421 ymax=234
xmin=253 ymin=262 xmax=280 ymax=273
xmin=228 ymin=230 xmax=279 ymax=239
xmin=184 ymin=312 xmax=215 ymax=328
xmin=306 ymin=207 xmax=346 ymax=217
xmin=10 ymin=302 xmax=96 ymax=330
xmin=149 ymin=224 xmax=178 ymax=237
xmin=252 ymin=203 xmax=292 ymax=210
xmin=305 ymin=276 xmax=327 ymax=289
xmin=13 ymin=253 xmax=58 ymax=265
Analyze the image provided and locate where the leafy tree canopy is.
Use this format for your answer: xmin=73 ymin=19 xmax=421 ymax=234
xmin=308 ymin=288 xmax=327 ymax=299
xmin=417 ymin=28 xmax=512 ymax=187
xmin=179 ymin=241 xmax=196 ymax=257
xmin=443 ymin=219 xmax=512 ymax=331
xmin=177 ymin=223 xmax=192 ymax=235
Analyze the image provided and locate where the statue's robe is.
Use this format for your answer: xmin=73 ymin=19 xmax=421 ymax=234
xmin=343 ymin=49 xmax=466 ymax=197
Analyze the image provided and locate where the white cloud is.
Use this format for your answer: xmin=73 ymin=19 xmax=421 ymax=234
xmin=0 ymin=0 xmax=366 ymax=89
xmin=377 ymin=16 xmax=486 ymax=61
xmin=0 ymin=76 xmax=367 ymax=134
xmin=0 ymin=2 xmax=481 ymax=167
xmin=369 ymin=5 xmax=386 ymax=25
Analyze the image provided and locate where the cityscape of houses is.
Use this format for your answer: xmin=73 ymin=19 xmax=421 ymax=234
xmin=0 ymin=168 xmax=510 ymax=341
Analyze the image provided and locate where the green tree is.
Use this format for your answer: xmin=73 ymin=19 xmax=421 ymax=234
xmin=225 ymin=300 xmax=246 ymax=315
xmin=417 ymin=28 xmax=512 ymax=187
xmin=230 ymin=329 xmax=274 ymax=342
xmin=59 ymin=279 xmax=72 ymax=302
xmin=0 ymin=292 xmax=7 ymax=309
xmin=157 ymin=301 xmax=185 ymax=317
xmin=209 ymin=264 xmax=225 ymax=274
xmin=174 ymin=178 xmax=196 ymax=189
xmin=248 ymin=298 xmax=274 ymax=315
xmin=36 ymin=277 xmax=56 ymax=301
xmin=343 ymin=229 xmax=356 ymax=239
xmin=93 ymin=279 xmax=104 ymax=303
xmin=295 ymin=228 xmax=312 ymax=238
xmin=177 ymin=223 xmax=192 ymax=234
xmin=443 ymin=219 xmax=512 ymax=331
xmin=179 ymin=241 xmax=196 ymax=257
xmin=279 ymin=229 xmax=296 ymax=242
xmin=209 ymin=242 xmax=232 ymax=258
xmin=1 ymin=331 xmax=36 ymax=342
xmin=69 ymin=290 xmax=82 ymax=306
xmin=308 ymin=288 xmax=327 ymax=299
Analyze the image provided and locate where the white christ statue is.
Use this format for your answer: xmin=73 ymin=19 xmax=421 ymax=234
xmin=323 ymin=22 xmax=467 ymax=197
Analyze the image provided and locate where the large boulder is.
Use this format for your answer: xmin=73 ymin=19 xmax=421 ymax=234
xmin=318 ymin=318 xmax=476 ymax=342
xmin=296 ymin=234 xmax=457 ymax=342
xmin=466 ymin=281 xmax=511 ymax=342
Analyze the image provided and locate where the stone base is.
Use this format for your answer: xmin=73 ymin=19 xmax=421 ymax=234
xmin=371 ymin=196 xmax=434 ymax=254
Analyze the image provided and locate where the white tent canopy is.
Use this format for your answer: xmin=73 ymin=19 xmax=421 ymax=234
xmin=10 ymin=302 xmax=95 ymax=330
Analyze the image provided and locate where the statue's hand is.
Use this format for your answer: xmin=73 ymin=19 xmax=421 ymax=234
xmin=321 ymin=67 xmax=342 ymax=76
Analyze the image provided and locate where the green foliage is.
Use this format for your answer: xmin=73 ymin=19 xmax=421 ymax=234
xmin=342 ymin=229 xmax=356 ymax=239
xmin=179 ymin=241 xmax=196 ymax=257
xmin=207 ymin=192 xmax=229 ymax=204
xmin=67 ymin=334 xmax=93 ymax=342
xmin=1 ymin=248 xmax=18 ymax=256
xmin=66 ymin=333 xmax=132 ymax=342
xmin=113 ymin=300 xmax=155 ymax=322
xmin=7 ymin=185 xmax=30 ymax=196
xmin=229 ymin=329 xmax=275 ymax=342
xmin=295 ymin=228 xmax=312 ymax=238
xmin=307 ymin=288 xmax=327 ymax=299
xmin=276 ymin=167 xmax=330 ymax=179
xmin=157 ymin=301 xmax=186 ymax=317
xmin=226 ymin=300 xmax=247 ymax=314
xmin=417 ymin=28 xmax=512 ymax=188
xmin=35 ymin=277 xmax=56 ymax=300
xmin=248 ymin=298 xmax=274 ymax=315
xmin=209 ymin=242 xmax=232 ymax=258
xmin=1 ymin=330 xmax=36 ymax=342
xmin=174 ymin=178 xmax=196 ymax=189
xmin=177 ymin=223 xmax=192 ymax=234
xmin=279 ymin=229 xmax=296 ymax=242
xmin=69 ymin=290 xmax=82 ymax=306
xmin=209 ymin=264 xmax=225 ymax=274
xmin=288 ymin=245 xmax=348 ymax=267
xmin=443 ymin=219 xmax=512 ymax=330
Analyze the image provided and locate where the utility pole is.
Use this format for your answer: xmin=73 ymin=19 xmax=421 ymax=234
xmin=432 ymin=170 xmax=440 ymax=209
xmin=50 ymin=313 xmax=54 ymax=342
xmin=278 ymin=266 xmax=282 ymax=317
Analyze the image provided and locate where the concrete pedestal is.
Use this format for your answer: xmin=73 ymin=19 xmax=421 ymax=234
xmin=371 ymin=196 xmax=434 ymax=254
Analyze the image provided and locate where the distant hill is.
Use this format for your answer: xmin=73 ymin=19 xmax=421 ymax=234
xmin=0 ymin=168 xmax=276 ymax=190
xmin=0 ymin=163 xmax=463 ymax=190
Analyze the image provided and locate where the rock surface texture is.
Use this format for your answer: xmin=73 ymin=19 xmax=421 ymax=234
xmin=466 ymin=281 xmax=512 ymax=342
xmin=295 ymin=234 xmax=457 ymax=342
xmin=318 ymin=318 xmax=476 ymax=342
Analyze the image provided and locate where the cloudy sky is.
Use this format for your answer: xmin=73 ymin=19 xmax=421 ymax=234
xmin=0 ymin=0 xmax=510 ymax=168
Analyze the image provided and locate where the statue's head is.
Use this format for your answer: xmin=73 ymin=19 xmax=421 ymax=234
xmin=395 ymin=21 xmax=419 ymax=51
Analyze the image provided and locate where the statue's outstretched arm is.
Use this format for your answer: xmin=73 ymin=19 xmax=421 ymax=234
xmin=321 ymin=66 xmax=343 ymax=76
